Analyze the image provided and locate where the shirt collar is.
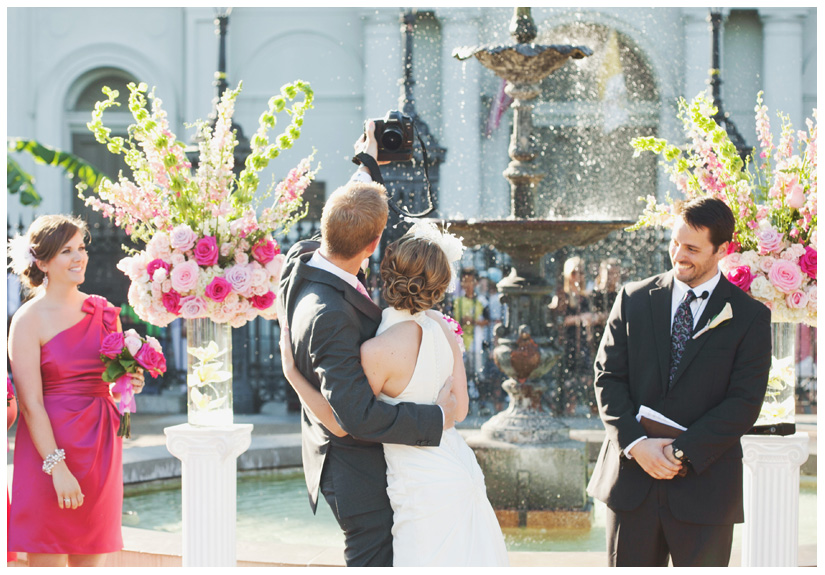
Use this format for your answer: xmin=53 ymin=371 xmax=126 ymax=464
xmin=672 ymin=269 xmax=722 ymax=302
xmin=308 ymin=251 xmax=360 ymax=290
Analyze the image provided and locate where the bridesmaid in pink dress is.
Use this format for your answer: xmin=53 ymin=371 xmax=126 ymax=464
xmin=7 ymin=215 xmax=145 ymax=567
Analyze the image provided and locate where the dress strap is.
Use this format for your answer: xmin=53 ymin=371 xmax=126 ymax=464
xmin=81 ymin=295 xmax=122 ymax=334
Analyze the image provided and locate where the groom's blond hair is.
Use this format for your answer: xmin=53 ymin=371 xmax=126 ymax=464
xmin=321 ymin=181 xmax=388 ymax=259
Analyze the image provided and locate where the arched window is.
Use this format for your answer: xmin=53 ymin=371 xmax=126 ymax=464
xmin=532 ymin=23 xmax=660 ymax=220
xmin=66 ymin=68 xmax=138 ymax=306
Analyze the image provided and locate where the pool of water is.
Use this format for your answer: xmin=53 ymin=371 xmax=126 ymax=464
xmin=123 ymin=470 xmax=817 ymax=552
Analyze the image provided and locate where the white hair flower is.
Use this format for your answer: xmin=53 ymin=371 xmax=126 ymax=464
xmin=7 ymin=234 xmax=36 ymax=275
xmin=405 ymin=219 xmax=466 ymax=291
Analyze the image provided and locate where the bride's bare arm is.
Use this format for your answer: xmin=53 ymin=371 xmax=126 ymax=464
xmin=429 ymin=311 xmax=469 ymax=422
xmin=279 ymin=326 xmax=347 ymax=437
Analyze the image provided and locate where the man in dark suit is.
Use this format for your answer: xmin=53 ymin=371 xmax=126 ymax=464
xmin=587 ymin=197 xmax=771 ymax=567
xmin=278 ymin=125 xmax=457 ymax=566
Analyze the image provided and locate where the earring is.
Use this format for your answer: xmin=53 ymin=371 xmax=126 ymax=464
xmin=42 ymin=272 xmax=49 ymax=288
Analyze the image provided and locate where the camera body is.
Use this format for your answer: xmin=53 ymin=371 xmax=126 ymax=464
xmin=371 ymin=110 xmax=415 ymax=162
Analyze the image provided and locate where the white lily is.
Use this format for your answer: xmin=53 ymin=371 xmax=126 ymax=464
xmin=692 ymin=302 xmax=733 ymax=339
xmin=190 ymin=387 xmax=228 ymax=411
xmin=187 ymin=341 xmax=228 ymax=363
xmin=187 ymin=362 xmax=232 ymax=387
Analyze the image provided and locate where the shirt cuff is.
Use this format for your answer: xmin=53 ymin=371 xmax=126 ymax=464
xmin=623 ymin=436 xmax=647 ymax=459
xmin=439 ymin=405 xmax=445 ymax=427
xmin=350 ymin=169 xmax=373 ymax=183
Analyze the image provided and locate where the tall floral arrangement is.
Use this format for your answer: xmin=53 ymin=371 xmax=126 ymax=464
xmin=80 ymin=80 xmax=317 ymax=327
xmin=630 ymin=91 xmax=816 ymax=326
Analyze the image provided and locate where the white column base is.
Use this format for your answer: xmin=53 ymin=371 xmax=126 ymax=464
xmin=164 ymin=423 xmax=253 ymax=567
xmin=741 ymin=432 xmax=809 ymax=567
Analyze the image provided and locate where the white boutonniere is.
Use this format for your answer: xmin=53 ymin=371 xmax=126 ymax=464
xmin=692 ymin=302 xmax=733 ymax=339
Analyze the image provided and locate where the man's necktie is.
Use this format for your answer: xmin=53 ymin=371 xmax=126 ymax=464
xmin=668 ymin=290 xmax=698 ymax=387
xmin=355 ymin=281 xmax=372 ymax=301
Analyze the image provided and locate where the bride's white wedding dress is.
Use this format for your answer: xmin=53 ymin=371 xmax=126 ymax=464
xmin=377 ymin=307 xmax=509 ymax=567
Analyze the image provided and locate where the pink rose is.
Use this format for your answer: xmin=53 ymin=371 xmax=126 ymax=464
xmin=170 ymin=224 xmax=198 ymax=251
xmin=799 ymin=246 xmax=816 ymax=279
xmin=786 ymin=290 xmax=809 ymax=309
xmin=727 ymin=266 xmax=756 ymax=292
xmin=251 ymin=238 xmax=278 ymax=264
xmin=162 ymin=289 xmax=182 ymax=314
xmin=194 ymin=236 xmax=219 ymax=266
xmin=180 ymin=296 xmax=207 ymax=319
xmin=145 ymin=336 xmax=163 ymax=353
xmin=205 ymin=277 xmax=233 ymax=302
xmin=757 ymin=256 xmax=775 ymax=274
xmin=768 ymin=259 xmax=803 ymax=294
xmin=170 ymin=260 xmax=200 ymax=293
xmin=265 ymin=253 xmax=285 ymax=281
xmin=134 ymin=343 xmax=167 ymax=378
xmin=787 ymin=182 xmax=805 ymax=209
xmin=726 ymin=240 xmax=741 ymax=255
xmin=123 ymin=329 xmax=143 ymax=357
xmin=757 ymin=227 xmax=783 ymax=255
xmin=249 ymin=291 xmax=276 ymax=310
xmin=147 ymin=258 xmax=172 ymax=280
xmin=100 ymin=332 xmax=125 ymax=359
xmin=224 ymin=264 xmax=253 ymax=296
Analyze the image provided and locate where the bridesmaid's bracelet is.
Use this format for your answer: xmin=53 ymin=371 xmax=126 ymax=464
xmin=42 ymin=448 xmax=66 ymax=475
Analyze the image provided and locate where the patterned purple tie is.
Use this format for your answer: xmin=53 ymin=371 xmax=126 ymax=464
xmin=669 ymin=290 xmax=697 ymax=387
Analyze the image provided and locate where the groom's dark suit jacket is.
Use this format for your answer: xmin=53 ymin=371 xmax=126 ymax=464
xmin=587 ymin=271 xmax=771 ymax=525
xmin=279 ymin=240 xmax=443 ymax=517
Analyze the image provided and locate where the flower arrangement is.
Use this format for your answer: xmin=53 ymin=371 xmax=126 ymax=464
xmin=81 ymin=80 xmax=317 ymax=327
xmin=100 ymin=329 xmax=167 ymax=437
xmin=630 ymin=91 xmax=816 ymax=326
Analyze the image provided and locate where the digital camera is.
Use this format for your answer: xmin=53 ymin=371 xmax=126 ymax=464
xmin=371 ymin=110 xmax=415 ymax=162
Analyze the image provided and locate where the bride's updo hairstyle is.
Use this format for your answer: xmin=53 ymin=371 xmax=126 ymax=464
xmin=381 ymin=235 xmax=451 ymax=314
xmin=18 ymin=214 xmax=89 ymax=290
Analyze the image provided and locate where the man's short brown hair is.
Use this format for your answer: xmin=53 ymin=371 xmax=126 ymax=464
xmin=321 ymin=181 xmax=389 ymax=259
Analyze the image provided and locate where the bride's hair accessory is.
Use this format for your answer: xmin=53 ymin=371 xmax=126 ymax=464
xmin=405 ymin=219 xmax=465 ymax=291
xmin=7 ymin=234 xmax=37 ymax=275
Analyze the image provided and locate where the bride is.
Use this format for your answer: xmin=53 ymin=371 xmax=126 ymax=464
xmin=278 ymin=223 xmax=509 ymax=567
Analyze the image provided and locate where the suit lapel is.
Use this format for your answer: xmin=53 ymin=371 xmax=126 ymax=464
xmin=668 ymin=275 xmax=733 ymax=389
xmin=649 ymin=273 xmax=673 ymax=392
xmin=294 ymin=257 xmax=383 ymax=324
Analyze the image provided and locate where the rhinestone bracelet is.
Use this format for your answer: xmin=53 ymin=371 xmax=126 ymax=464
xmin=42 ymin=448 xmax=66 ymax=475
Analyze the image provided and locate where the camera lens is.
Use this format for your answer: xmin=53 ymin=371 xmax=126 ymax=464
xmin=381 ymin=129 xmax=403 ymax=151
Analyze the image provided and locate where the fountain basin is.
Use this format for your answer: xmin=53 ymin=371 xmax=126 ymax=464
xmin=447 ymin=219 xmax=633 ymax=265
xmin=453 ymin=43 xmax=592 ymax=85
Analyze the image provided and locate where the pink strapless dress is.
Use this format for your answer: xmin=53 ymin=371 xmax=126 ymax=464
xmin=9 ymin=295 xmax=124 ymax=554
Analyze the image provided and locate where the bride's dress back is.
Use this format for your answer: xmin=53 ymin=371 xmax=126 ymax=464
xmin=376 ymin=308 xmax=451 ymax=406
xmin=375 ymin=306 xmax=509 ymax=567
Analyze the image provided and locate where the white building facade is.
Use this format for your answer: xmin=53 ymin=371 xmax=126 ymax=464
xmin=7 ymin=6 xmax=817 ymax=229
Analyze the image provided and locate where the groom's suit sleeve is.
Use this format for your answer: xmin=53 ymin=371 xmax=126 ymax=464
xmin=306 ymin=304 xmax=444 ymax=445
xmin=593 ymin=285 xmax=649 ymax=453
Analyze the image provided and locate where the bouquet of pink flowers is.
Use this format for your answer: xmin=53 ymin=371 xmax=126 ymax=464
xmin=630 ymin=91 xmax=816 ymax=326
xmin=100 ymin=329 xmax=167 ymax=437
xmin=81 ymin=80 xmax=317 ymax=327
xmin=441 ymin=313 xmax=466 ymax=354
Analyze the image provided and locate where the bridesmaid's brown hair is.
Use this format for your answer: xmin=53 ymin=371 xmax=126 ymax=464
xmin=21 ymin=214 xmax=90 ymax=290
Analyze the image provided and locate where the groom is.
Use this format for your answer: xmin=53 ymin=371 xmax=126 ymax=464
xmin=279 ymin=123 xmax=457 ymax=566
xmin=587 ymin=197 xmax=771 ymax=566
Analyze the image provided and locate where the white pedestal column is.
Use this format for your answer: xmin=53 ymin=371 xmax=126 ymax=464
xmin=165 ymin=423 xmax=253 ymax=567
xmin=740 ymin=432 xmax=809 ymax=567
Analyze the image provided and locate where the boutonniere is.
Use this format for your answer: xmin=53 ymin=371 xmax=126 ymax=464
xmin=692 ymin=302 xmax=733 ymax=339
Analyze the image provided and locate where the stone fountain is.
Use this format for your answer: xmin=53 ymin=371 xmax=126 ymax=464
xmin=450 ymin=8 xmax=631 ymax=524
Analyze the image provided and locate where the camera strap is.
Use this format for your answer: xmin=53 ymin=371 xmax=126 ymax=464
xmin=352 ymin=133 xmax=435 ymax=218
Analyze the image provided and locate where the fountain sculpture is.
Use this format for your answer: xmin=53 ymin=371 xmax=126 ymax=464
xmin=450 ymin=8 xmax=632 ymax=523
